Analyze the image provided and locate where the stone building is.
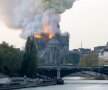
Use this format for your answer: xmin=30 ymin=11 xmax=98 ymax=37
xmin=32 ymin=33 xmax=69 ymax=66
xmin=98 ymin=42 xmax=108 ymax=66
xmin=73 ymin=48 xmax=91 ymax=57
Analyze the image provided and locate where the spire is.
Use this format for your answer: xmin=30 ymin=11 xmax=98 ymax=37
xmin=81 ymin=42 xmax=82 ymax=48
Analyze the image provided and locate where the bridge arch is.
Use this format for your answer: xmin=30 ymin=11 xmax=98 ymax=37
xmin=37 ymin=66 xmax=108 ymax=78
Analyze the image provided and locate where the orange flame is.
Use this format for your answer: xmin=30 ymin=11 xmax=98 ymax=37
xmin=43 ymin=26 xmax=54 ymax=39
xmin=43 ymin=20 xmax=54 ymax=39
xmin=33 ymin=19 xmax=54 ymax=39
xmin=33 ymin=34 xmax=42 ymax=39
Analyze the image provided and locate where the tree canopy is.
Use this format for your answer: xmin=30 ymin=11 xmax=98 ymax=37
xmin=21 ymin=36 xmax=38 ymax=78
xmin=61 ymin=52 xmax=80 ymax=65
xmin=79 ymin=54 xmax=99 ymax=67
xmin=0 ymin=42 xmax=23 ymax=75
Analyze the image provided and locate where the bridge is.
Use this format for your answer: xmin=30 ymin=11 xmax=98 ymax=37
xmin=37 ymin=65 xmax=108 ymax=79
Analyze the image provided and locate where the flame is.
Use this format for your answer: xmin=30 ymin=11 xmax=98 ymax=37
xmin=43 ymin=26 xmax=54 ymax=39
xmin=43 ymin=20 xmax=54 ymax=39
xmin=33 ymin=34 xmax=42 ymax=39
xmin=33 ymin=18 xmax=54 ymax=39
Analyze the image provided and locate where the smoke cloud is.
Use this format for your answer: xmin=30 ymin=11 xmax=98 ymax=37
xmin=0 ymin=0 xmax=76 ymax=39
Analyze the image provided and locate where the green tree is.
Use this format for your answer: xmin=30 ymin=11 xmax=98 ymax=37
xmin=21 ymin=36 xmax=38 ymax=77
xmin=0 ymin=42 xmax=23 ymax=75
xmin=61 ymin=52 xmax=80 ymax=65
xmin=0 ymin=57 xmax=3 ymax=72
xmin=79 ymin=54 xmax=99 ymax=67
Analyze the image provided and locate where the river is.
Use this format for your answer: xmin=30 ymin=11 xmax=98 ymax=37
xmin=17 ymin=77 xmax=108 ymax=90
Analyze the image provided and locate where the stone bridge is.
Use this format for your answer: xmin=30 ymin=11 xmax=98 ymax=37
xmin=37 ymin=65 xmax=108 ymax=78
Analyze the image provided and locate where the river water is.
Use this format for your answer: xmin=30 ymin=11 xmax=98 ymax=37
xmin=18 ymin=77 xmax=108 ymax=90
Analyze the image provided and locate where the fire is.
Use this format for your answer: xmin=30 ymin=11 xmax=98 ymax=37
xmin=33 ymin=34 xmax=42 ymax=39
xmin=33 ymin=20 xmax=54 ymax=39
xmin=43 ymin=26 xmax=54 ymax=39
xmin=43 ymin=20 xmax=54 ymax=39
xmin=33 ymin=29 xmax=54 ymax=39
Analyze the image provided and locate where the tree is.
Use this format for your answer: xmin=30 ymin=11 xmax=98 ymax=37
xmin=0 ymin=57 xmax=3 ymax=72
xmin=61 ymin=52 xmax=80 ymax=65
xmin=21 ymin=36 xmax=38 ymax=77
xmin=0 ymin=42 xmax=23 ymax=75
xmin=79 ymin=54 xmax=99 ymax=67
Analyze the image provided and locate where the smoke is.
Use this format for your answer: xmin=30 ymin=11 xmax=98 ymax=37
xmin=0 ymin=0 xmax=76 ymax=39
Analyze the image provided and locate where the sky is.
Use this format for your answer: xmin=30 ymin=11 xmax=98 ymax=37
xmin=0 ymin=0 xmax=108 ymax=50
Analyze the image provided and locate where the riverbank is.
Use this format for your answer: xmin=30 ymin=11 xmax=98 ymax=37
xmin=17 ymin=80 xmax=108 ymax=90
xmin=0 ymin=80 xmax=57 ymax=90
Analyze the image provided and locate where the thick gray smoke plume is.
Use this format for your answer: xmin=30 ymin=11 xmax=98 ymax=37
xmin=0 ymin=0 xmax=76 ymax=39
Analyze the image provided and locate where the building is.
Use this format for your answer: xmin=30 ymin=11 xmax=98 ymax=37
xmin=98 ymin=42 xmax=108 ymax=65
xmin=32 ymin=33 xmax=69 ymax=65
xmin=78 ymin=48 xmax=91 ymax=56
xmin=73 ymin=48 xmax=91 ymax=57
xmin=72 ymin=49 xmax=79 ymax=54
xmin=94 ymin=46 xmax=105 ymax=54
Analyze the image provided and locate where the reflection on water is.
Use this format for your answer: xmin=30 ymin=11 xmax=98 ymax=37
xmin=18 ymin=77 xmax=108 ymax=90
xmin=63 ymin=77 xmax=108 ymax=84
xmin=63 ymin=76 xmax=86 ymax=80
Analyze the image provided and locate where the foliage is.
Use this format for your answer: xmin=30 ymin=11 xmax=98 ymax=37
xmin=21 ymin=36 xmax=38 ymax=78
xmin=62 ymin=52 xmax=80 ymax=65
xmin=79 ymin=54 xmax=99 ymax=67
xmin=0 ymin=42 xmax=23 ymax=75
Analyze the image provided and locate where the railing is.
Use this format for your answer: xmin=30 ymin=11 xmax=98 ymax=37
xmin=38 ymin=65 xmax=107 ymax=70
